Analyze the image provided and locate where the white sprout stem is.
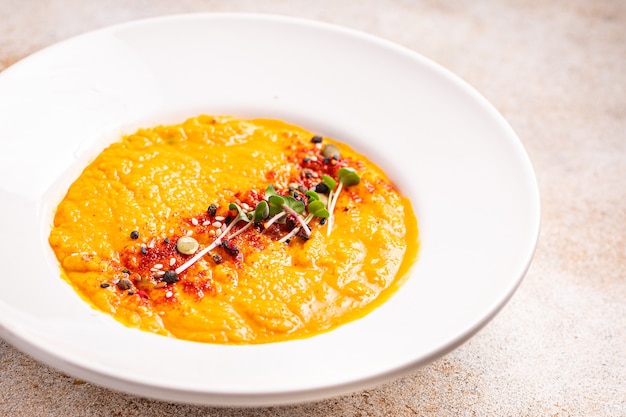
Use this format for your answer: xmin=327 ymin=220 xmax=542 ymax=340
xmin=281 ymin=205 xmax=311 ymax=236
xmin=326 ymin=182 xmax=343 ymax=236
xmin=264 ymin=211 xmax=286 ymax=229
xmin=175 ymin=218 xmax=242 ymax=274
xmin=227 ymin=220 xmax=253 ymax=240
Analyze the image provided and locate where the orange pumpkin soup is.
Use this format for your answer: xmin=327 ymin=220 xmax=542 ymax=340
xmin=48 ymin=115 xmax=419 ymax=344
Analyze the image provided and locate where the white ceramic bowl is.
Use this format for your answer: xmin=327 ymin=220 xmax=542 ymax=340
xmin=0 ymin=13 xmax=540 ymax=406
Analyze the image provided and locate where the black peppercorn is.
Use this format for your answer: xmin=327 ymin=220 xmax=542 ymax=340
xmin=162 ymin=270 xmax=179 ymax=284
xmin=315 ymin=182 xmax=330 ymax=194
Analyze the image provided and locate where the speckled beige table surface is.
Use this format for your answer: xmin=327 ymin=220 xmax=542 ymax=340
xmin=1 ymin=1 xmax=624 ymax=416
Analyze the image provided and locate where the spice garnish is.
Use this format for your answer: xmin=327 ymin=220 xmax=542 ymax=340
xmin=142 ymin=139 xmax=360 ymax=277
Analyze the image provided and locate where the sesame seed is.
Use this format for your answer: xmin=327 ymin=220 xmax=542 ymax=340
xmin=153 ymin=263 xmax=163 ymax=269
xmin=147 ymin=239 xmax=155 ymax=249
xmin=215 ymin=216 xmax=225 ymax=221
xmin=220 ymin=224 xmax=227 ymax=233
xmin=169 ymin=257 xmax=176 ymax=266
xmin=155 ymin=270 xmax=165 ymax=277
xmin=166 ymin=291 xmax=173 ymax=298
xmin=202 ymin=220 xmax=210 ymax=226
xmin=191 ymin=218 xmax=198 ymax=226
xmin=310 ymin=156 xmax=318 ymax=161
xmin=212 ymin=221 xmax=222 ymax=228
xmin=186 ymin=230 xmax=193 ymax=236
xmin=209 ymin=230 xmax=216 ymax=236
xmin=242 ymin=203 xmax=251 ymax=211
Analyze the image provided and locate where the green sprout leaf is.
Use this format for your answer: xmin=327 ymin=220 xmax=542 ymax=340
xmin=338 ymin=167 xmax=361 ymax=186
xmin=228 ymin=203 xmax=249 ymax=221
xmin=308 ymin=200 xmax=329 ymax=218
xmin=265 ymin=184 xmax=278 ymax=199
xmin=305 ymin=190 xmax=320 ymax=202
xmin=282 ymin=195 xmax=305 ymax=214
xmin=253 ymin=200 xmax=269 ymax=222
xmin=268 ymin=195 xmax=286 ymax=217
xmin=321 ymin=175 xmax=336 ymax=191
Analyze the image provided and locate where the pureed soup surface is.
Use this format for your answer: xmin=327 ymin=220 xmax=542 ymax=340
xmin=49 ymin=115 xmax=419 ymax=344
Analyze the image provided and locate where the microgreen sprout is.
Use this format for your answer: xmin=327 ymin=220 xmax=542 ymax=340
xmin=268 ymin=193 xmax=311 ymax=237
xmin=308 ymin=200 xmax=329 ymax=218
xmin=277 ymin=191 xmax=329 ymax=243
xmin=264 ymin=195 xmax=288 ymax=228
xmin=227 ymin=200 xmax=269 ymax=240
xmin=263 ymin=185 xmax=306 ymax=231
xmin=306 ymin=190 xmax=330 ymax=218
xmin=326 ymin=167 xmax=361 ymax=236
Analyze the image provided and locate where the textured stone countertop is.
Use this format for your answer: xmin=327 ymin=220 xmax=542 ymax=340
xmin=1 ymin=1 xmax=624 ymax=416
